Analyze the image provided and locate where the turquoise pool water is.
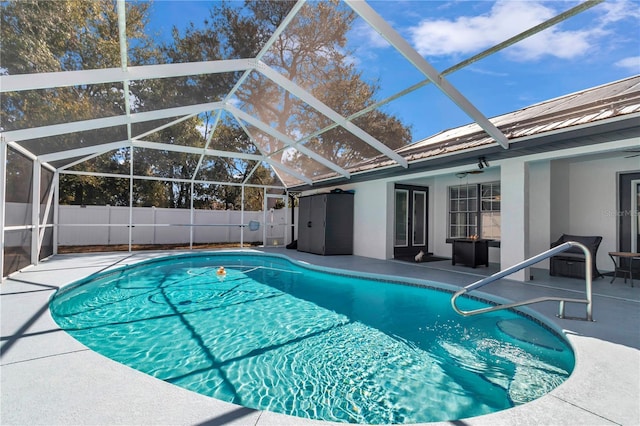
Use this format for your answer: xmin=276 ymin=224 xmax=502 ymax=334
xmin=49 ymin=252 xmax=574 ymax=424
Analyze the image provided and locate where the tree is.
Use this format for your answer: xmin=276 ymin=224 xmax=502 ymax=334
xmin=1 ymin=0 xmax=153 ymax=127
xmin=1 ymin=0 xmax=156 ymax=206
xmin=157 ymin=15 xmax=280 ymax=210
xmin=210 ymin=0 xmax=412 ymax=171
xmin=134 ymin=116 xmax=206 ymax=208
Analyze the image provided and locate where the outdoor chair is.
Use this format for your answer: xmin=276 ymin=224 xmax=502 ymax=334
xmin=549 ymin=234 xmax=603 ymax=279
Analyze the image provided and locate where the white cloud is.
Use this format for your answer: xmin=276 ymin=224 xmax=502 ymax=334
xmin=409 ymin=1 xmax=555 ymax=57
xmin=407 ymin=0 xmax=637 ymax=62
xmin=511 ymin=27 xmax=595 ymax=60
xmin=598 ymin=0 xmax=640 ymax=24
xmin=346 ymin=21 xmax=393 ymax=69
xmin=615 ymin=56 xmax=640 ymax=72
xmin=352 ymin=20 xmax=391 ymax=50
xmin=467 ymin=67 xmax=509 ymax=77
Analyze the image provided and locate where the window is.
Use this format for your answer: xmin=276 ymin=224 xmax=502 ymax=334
xmin=480 ymin=182 xmax=501 ymax=239
xmin=448 ymin=181 xmax=500 ymax=240
xmin=449 ymin=184 xmax=477 ymax=238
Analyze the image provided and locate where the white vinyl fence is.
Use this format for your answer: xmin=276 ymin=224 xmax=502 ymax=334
xmin=56 ymin=205 xmax=295 ymax=247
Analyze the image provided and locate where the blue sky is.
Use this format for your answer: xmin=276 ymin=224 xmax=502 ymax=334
xmin=146 ymin=0 xmax=640 ymax=143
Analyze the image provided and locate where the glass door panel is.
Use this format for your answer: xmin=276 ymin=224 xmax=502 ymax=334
xmin=413 ymin=191 xmax=426 ymax=246
xmin=633 ymin=180 xmax=640 ymax=252
xmin=394 ymin=189 xmax=408 ymax=247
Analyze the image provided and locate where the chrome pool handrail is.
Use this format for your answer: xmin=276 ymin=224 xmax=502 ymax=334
xmin=451 ymin=241 xmax=594 ymax=321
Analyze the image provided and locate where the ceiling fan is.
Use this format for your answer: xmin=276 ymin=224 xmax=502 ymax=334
xmin=455 ymin=170 xmax=484 ymax=178
xmin=456 ymin=157 xmax=490 ymax=178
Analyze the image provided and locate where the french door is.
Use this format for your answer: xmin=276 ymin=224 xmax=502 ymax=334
xmin=394 ymin=184 xmax=428 ymax=259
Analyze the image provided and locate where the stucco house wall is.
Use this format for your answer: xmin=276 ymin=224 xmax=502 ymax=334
xmin=562 ymin=156 xmax=639 ymax=270
xmin=313 ymin=152 xmax=637 ymax=278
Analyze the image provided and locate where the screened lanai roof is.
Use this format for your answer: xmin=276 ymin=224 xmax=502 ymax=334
xmin=1 ymin=0 xmax=637 ymax=190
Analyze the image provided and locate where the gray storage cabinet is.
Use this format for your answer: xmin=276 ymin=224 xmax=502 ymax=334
xmin=297 ymin=192 xmax=354 ymax=255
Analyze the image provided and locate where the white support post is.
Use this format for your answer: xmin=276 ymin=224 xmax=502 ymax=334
xmin=128 ymin=146 xmax=134 ymax=252
xmin=189 ymin=181 xmax=194 ymax=250
xmin=262 ymin=187 xmax=267 ymax=247
xmin=500 ymin=160 xmax=531 ymax=281
xmin=282 ymin=189 xmax=293 ymax=247
xmin=38 ymin=167 xmax=56 ymax=256
xmin=53 ymin=171 xmax=59 ymax=255
xmin=240 ymin=185 xmax=245 ymax=248
xmin=31 ymin=160 xmax=41 ymax=266
xmin=152 ymin=206 xmax=156 ymax=245
xmin=0 ymin=139 xmax=6 ymax=279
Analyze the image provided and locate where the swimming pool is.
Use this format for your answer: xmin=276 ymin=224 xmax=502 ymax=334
xmin=49 ymin=252 xmax=574 ymax=424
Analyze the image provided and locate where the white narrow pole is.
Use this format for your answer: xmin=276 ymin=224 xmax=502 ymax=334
xmin=118 ymin=0 xmax=134 ymax=253
xmin=31 ymin=160 xmax=41 ymax=265
xmin=240 ymin=185 xmax=245 ymax=247
xmin=0 ymin=139 xmax=7 ymax=279
xmin=152 ymin=206 xmax=156 ymax=245
xmin=285 ymin=191 xmax=290 ymax=246
xmin=263 ymin=187 xmax=267 ymax=247
xmin=190 ymin=181 xmax=194 ymax=250
xmin=53 ymin=171 xmax=59 ymax=255
xmin=38 ymin=168 xmax=55 ymax=256
xmin=128 ymin=146 xmax=134 ymax=252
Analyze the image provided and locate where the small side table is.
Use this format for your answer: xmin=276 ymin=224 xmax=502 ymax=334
xmin=608 ymin=252 xmax=640 ymax=287
xmin=452 ymin=239 xmax=490 ymax=268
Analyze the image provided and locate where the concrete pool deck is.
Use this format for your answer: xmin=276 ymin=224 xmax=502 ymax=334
xmin=1 ymin=248 xmax=638 ymax=426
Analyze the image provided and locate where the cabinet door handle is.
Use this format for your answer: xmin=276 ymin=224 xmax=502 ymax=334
xmin=307 ymin=221 xmax=312 ymax=228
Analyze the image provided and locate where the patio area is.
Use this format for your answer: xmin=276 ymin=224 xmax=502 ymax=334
xmin=1 ymin=248 xmax=638 ymax=426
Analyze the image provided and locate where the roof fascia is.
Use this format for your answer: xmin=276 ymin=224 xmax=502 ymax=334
xmin=346 ymin=0 xmax=510 ymax=149
xmin=256 ymin=61 xmax=409 ymax=168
